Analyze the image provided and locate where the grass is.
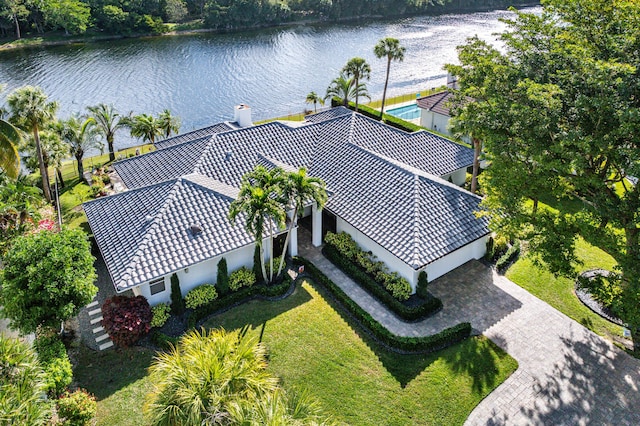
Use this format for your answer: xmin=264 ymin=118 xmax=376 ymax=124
xmin=204 ymin=279 xmax=518 ymax=425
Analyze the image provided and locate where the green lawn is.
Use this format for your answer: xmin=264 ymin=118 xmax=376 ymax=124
xmin=74 ymin=279 xmax=517 ymax=426
xmin=506 ymin=238 xmax=625 ymax=343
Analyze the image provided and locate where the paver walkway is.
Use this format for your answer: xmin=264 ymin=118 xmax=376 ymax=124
xmin=298 ymin=231 xmax=640 ymax=425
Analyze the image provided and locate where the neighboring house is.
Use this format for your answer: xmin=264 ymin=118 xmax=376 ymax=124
xmin=84 ymin=106 xmax=489 ymax=305
xmin=417 ymin=91 xmax=458 ymax=139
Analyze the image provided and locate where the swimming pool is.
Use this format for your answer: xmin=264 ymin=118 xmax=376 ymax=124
xmin=387 ymin=103 xmax=421 ymax=120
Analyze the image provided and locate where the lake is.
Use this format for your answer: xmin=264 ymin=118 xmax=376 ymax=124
xmin=0 ymin=6 xmax=539 ymax=151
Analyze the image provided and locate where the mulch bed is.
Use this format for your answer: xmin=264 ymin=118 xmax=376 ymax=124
xmin=575 ymin=269 xmax=626 ymax=327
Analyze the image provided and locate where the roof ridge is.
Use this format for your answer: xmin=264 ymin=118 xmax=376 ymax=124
xmin=182 ymin=173 xmax=239 ymax=200
xmin=154 ymin=123 xmax=231 ymax=148
xmin=113 ymin=135 xmax=212 ymax=168
xmin=82 ymin=177 xmax=178 ymax=207
xmin=412 ymin=174 xmax=422 ymax=267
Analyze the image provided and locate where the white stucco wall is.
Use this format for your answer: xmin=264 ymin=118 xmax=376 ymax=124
xmin=441 ymin=167 xmax=467 ymax=186
xmin=135 ymin=241 xmax=264 ymax=306
xmin=420 ymin=110 xmax=452 ymax=137
xmin=424 ymin=235 xmax=488 ymax=282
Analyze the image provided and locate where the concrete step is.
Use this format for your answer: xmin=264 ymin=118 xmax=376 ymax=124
xmin=98 ymin=341 xmax=113 ymax=351
xmin=88 ymin=308 xmax=102 ymax=316
xmin=86 ymin=300 xmax=99 ymax=309
xmin=92 ymin=325 xmax=104 ymax=334
xmin=90 ymin=315 xmax=103 ymax=325
xmin=95 ymin=333 xmax=110 ymax=343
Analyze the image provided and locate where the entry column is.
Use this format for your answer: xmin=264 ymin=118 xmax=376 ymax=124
xmin=312 ymin=203 xmax=322 ymax=247
xmin=288 ymin=210 xmax=298 ymax=256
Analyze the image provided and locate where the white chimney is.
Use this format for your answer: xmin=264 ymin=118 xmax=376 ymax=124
xmin=234 ymin=104 xmax=253 ymax=128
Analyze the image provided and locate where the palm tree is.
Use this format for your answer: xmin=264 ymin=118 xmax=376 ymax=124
xmin=87 ymin=103 xmax=126 ymax=162
xmin=305 ymin=91 xmax=324 ymax=113
xmin=20 ymin=128 xmax=69 ymax=189
xmin=0 ymin=335 xmax=49 ymax=424
xmin=229 ymin=165 xmax=286 ymax=284
xmin=157 ymin=109 xmax=181 ymax=139
xmin=0 ymin=118 xmax=21 ymax=179
xmin=126 ymin=113 xmax=162 ymax=145
xmin=59 ymin=115 xmax=103 ymax=181
xmin=7 ymin=86 xmax=58 ymax=202
xmin=325 ymin=73 xmax=370 ymax=107
xmin=374 ymin=37 xmax=406 ymax=118
xmin=143 ymin=328 xmax=278 ymax=426
xmin=276 ymin=168 xmax=327 ymax=277
xmin=342 ymin=57 xmax=371 ymax=112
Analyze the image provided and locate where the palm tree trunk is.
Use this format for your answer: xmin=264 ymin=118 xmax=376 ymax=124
xmin=76 ymin=153 xmax=85 ymax=182
xmin=269 ymin=224 xmax=274 ymax=283
xmin=380 ymin=58 xmax=392 ymax=119
xmin=314 ymin=101 xmax=317 ymax=113
xmin=13 ymin=14 xmax=20 ymax=39
xmin=259 ymin=241 xmax=269 ymax=284
xmin=471 ymin=137 xmax=481 ymax=194
xmin=33 ymin=124 xmax=52 ymax=202
xmin=56 ymin=168 xmax=65 ymax=188
xmin=276 ymin=207 xmax=298 ymax=277
xmin=107 ymin=134 xmax=115 ymax=162
xmin=354 ymin=77 xmax=360 ymax=112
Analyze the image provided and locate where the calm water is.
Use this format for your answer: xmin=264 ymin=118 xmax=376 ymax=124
xmin=0 ymin=6 xmax=539 ymax=152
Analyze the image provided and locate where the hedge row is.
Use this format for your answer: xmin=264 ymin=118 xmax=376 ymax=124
xmin=330 ymin=97 xmax=423 ymax=133
xmin=187 ymin=274 xmax=292 ymax=328
xmin=294 ymin=257 xmax=471 ymax=353
xmin=322 ymin=244 xmax=441 ymax=321
xmin=496 ymin=240 xmax=521 ymax=273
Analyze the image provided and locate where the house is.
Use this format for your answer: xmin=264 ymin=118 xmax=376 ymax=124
xmin=416 ymin=91 xmax=459 ymax=139
xmin=84 ymin=106 xmax=489 ymax=305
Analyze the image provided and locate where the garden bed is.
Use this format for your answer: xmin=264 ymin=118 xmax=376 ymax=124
xmin=575 ymin=269 xmax=625 ymax=327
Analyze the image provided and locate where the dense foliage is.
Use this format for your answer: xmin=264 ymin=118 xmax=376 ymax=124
xmin=216 ymin=257 xmax=229 ymax=296
xmin=170 ymin=273 xmax=185 ymax=315
xmin=33 ymin=334 xmax=73 ymax=397
xmin=0 ymin=228 xmax=97 ymax=334
xmin=101 ymin=295 xmax=152 ymax=347
xmin=56 ymin=389 xmax=97 ymax=426
xmin=184 ymin=283 xmax=218 ymax=309
xmin=150 ymin=303 xmax=171 ymax=328
xmin=0 ymin=0 xmax=538 ymax=39
xmin=229 ymin=266 xmax=256 ymax=291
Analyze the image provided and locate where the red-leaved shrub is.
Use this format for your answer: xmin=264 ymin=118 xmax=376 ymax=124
xmin=101 ymin=295 xmax=152 ymax=347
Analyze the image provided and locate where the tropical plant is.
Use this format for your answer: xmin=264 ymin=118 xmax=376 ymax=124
xmin=229 ymin=266 xmax=256 ymax=291
xmin=416 ymin=270 xmax=429 ymax=299
xmin=125 ymin=113 xmax=162 ymax=145
xmin=0 ymin=228 xmax=97 ymax=334
xmin=151 ymin=303 xmax=171 ymax=328
xmin=7 ymin=85 xmax=59 ymax=202
xmin=157 ymin=109 xmax=181 ymax=138
xmin=374 ymin=37 xmax=406 ymax=118
xmin=325 ymin=72 xmax=370 ymax=107
xmin=0 ymin=115 xmax=21 ymax=179
xmin=0 ymin=175 xmax=43 ymax=247
xmin=59 ymin=115 xmax=103 ymax=181
xmin=33 ymin=333 xmax=72 ymax=397
xmin=20 ymin=127 xmax=69 ymax=188
xmin=87 ymin=103 xmax=127 ymax=162
xmin=143 ymin=328 xmax=279 ymax=426
xmin=216 ymin=257 xmax=230 ymax=296
xmin=276 ymin=167 xmax=327 ymax=277
xmin=184 ymin=284 xmax=218 ymax=309
xmin=305 ymin=91 xmax=324 ymax=113
xmin=170 ymin=273 xmax=185 ymax=315
xmin=101 ymin=295 xmax=152 ymax=347
xmin=0 ymin=335 xmax=49 ymax=424
xmin=342 ymin=57 xmax=371 ymax=111
xmin=229 ymin=165 xmax=286 ymax=284
xmin=56 ymin=389 xmax=97 ymax=426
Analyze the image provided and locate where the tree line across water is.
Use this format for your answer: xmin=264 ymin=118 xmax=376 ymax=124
xmin=1 ymin=0 xmax=538 ymax=39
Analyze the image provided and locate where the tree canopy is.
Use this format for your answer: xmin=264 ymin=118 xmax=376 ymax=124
xmin=0 ymin=228 xmax=97 ymax=334
xmin=446 ymin=0 xmax=640 ymax=345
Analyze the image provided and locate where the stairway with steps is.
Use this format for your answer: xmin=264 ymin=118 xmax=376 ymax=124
xmin=85 ymin=299 xmax=113 ymax=350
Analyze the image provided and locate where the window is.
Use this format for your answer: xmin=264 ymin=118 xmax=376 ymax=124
xmin=149 ymin=278 xmax=165 ymax=295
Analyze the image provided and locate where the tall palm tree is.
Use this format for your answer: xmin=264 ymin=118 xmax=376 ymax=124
xmin=0 ymin=335 xmax=49 ymax=424
xmin=325 ymin=73 xmax=370 ymax=107
xmin=59 ymin=115 xmax=103 ymax=181
xmin=0 ymin=118 xmax=21 ymax=179
xmin=143 ymin=328 xmax=279 ymax=426
xmin=157 ymin=109 xmax=181 ymax=139
xmin=20 ymin=128 xmax=69 ymax=189
xmin=229 ymin=166 xmax=286 ymax=284
xmin=342 ymin=57 xmax=371 ymax=112
xmin=126 ymin=113 xmax=162 ymax=145
xmin=87 ymin=103 xmax=126 ymax=162
xmin=305 ymin=91 xmax=324 ymax=113
xmin=7 ymin=86 xmax=58 ymax=202
xmin=276 ymin=167 xmax=327 ymax=277
xmin=374 ymin=37 xmax=406 ymax=118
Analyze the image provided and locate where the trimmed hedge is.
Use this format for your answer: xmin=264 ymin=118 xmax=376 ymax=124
xmin=185 ymin=284 xmax=218 ymax=309
xmin=229 ymin=266 xmax=256 ymax=291
xmin=496 ymin=240 xmax=521 ymax=273
xmin=323 ymin=240 xmax=441 ymax=321
xmin=416 ymin=271 xmax=429 ymax=299
xmin=170 ymin=273 xmax=185 ymax=315
xmin=294 ymin=256 xmax=471 ymax=353
xmin=187 ymin=274 xmax=292 ymax=328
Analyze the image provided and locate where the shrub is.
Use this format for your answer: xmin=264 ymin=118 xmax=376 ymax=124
xmin=101 ymin=174 xmax=111 ymax=185
xmin=185 ymin=284 xmax=218 ymax=309
xmin=416 ymin=271 xmax=429 ymax=299
xmin=170 ymin=273 xmax=185 ymax=315
xmin=492 ymin=235 xmax=509 ymax=261
xmin=577 ymin=272 xmax=622 ymax=311
xmin=293 ymin=257 xmax=471 ymax=352
xmin=101 ymin=295 xmax=152 ymax=347
xmin=33 ymin=334 xmax=72 ymax=397
xmin=484 ymin=236 xmax=495 ymax=261
xmin=150 ymin=330 xmax=179 ymax=350
xmin=265 ymin=255 xmax=284 ymax=279
xmin=229 ymin=266 xmax=256 ymax=291
xmin=217 ymin=257 xmax=230 ymax=296
xmin=56 ymin=389 xmax=97 ymax=426
xmin=150 ymin=303 xmax=171 ymax=328
xmin=496 ymin=240 xmax=521 ymax=273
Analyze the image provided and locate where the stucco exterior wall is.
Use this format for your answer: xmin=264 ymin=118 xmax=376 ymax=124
xmin=441 ymin=167 xmax=467 ymax=186
xmin=424 ymin=235 xmax=488 ymax=282
xmin=420 ymin=110 xmax=452 ymax=137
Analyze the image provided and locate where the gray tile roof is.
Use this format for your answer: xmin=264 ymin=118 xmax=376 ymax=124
xmin=86 ymin=108 xmax=486 ymax=292
xmin=304 ymin=106 xmax=353 ymax=123
xmin=154 ymin=123 xmax=235 ymax=150
xmin=84 ymin=174 xmax=273 ymax=291
xmin=416 ymin=91 xmax=454 ymax=116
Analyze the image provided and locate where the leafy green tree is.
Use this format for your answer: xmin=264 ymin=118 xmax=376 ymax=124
xmin=374 ymin=37 xmax=405 ymax=118
xmin=276 ymin=167 xmax=327 ymax=277
xmin=0 ymin=118 xmax=21 ymax=179
xmin=0 ymin=0 xmax=29 ymax=38
xmin=446 ymin=0 xmax=640 ymax=348
xmin=143 ymin=328 xmax=279 ymax=425
xmin=20 ymin=126 xmax=69 ymax=188
xmin=342 ymin=57 xmax=371 ymax=112
xmin=59 ymin=115 xmax=102 ymax=181
xmin=0 ymin=176 xmax=43 ymax=249
xmin=125 ymin=113 xmax=162 ymax=145
xmin=157 ymin=109 xmax=180 ymax=138
xmin=0 ymin=335 xmax=49 ymax=424
xmin=0 ymin=228 xmax=97 ymax=334
xmin=162 ymin=0 xmax=188 ymax=22
xmin=229 ymin=165 xmax=286 ymax=284
xmin=7 ymin=86 xmax=58 ymax=202
xmin=305 ymin=91 xmax=324 ymax=113
xmin=325 ymin=72 xmax=369 ymax=107
xmin=87 ymin=103 xmax=126 ymax=162
xmin=42 ymin=0 xmax=91 ymax=35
